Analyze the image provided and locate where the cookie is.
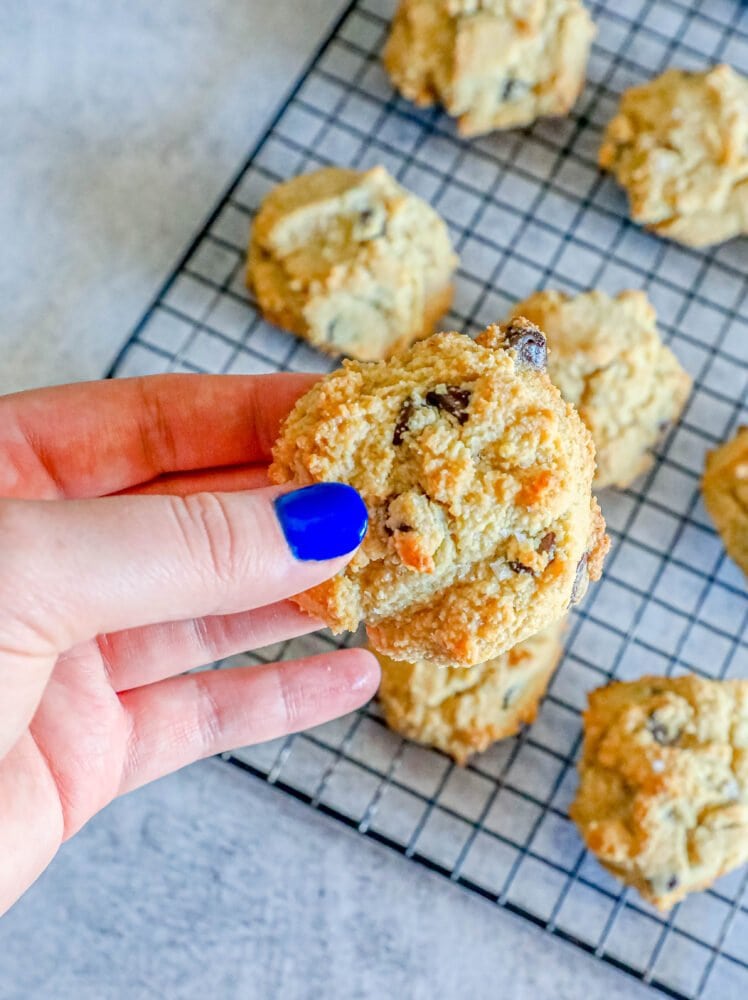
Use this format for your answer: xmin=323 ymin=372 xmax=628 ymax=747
xmin=247 ymin=166 xmax=458 ymax=362
xmin=702 ymin=426 xmax=748 ymax=579
xmin=376 ymin=620 xmax=564 ymax=763
xmin=383 ymin=0 xmax=596 ymax=137
xmin=270 ymin=319 xmax=609 ymax=667
xmin=507 ymin=290 xmax=692 ymax=489
xmin=599 ymin=65 xmax=748 ymax=247
xmin=571 ymin=675 xmax=748 ymax=910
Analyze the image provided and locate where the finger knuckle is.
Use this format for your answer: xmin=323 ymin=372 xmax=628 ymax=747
xmin=136 ymin=377 xmax=179 ymax=472
xmin=194 ymin=672 xmax=225 ymax=749
xmin=278 ymin=668 xmax=307 ymax=731
xmin=189 ymin=614 xmax=215 ymax=659
xmin=169 ymin=493 xmax=243 ymax=590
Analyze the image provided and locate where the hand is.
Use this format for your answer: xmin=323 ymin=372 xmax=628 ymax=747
xmin=0 ymin=374 xmax=379 ymax=915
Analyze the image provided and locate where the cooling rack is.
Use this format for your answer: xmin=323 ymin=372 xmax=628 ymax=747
xmin=108 ymin=0 xmax=748 ymax=995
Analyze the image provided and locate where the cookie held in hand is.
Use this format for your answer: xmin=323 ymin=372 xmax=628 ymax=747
xmin=270 ymin=320 xmax=608 ymax=667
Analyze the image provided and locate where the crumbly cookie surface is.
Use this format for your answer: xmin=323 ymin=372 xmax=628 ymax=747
xmin=376 ymin=621 xmax=564 ymax=763
xmin=599 ymin=65 xmax=748 ymax=247
xmin=270 ymin=320 xmax=608 ymax=667
xmin=571 ymin=675 xmax=748 ymax=910
xmin=508 ymin=290 xmax=692 ymax=489
xmin=383 ymin=0 xmax=596 ymax=136
xmin=248 ymin=166 xmax=457 ymax=361
xmin=703 ymin=427 xmax=748 ymax=578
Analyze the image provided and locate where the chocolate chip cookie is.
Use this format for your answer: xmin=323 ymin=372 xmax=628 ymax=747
xmin=247 ymin=166 xmax=457 ymax=362
xmin=600 ymin=65 xmax=748 ymax=247
xmin=270 ymin=319 xmax=609 ymax=667
xmin=383 ymin=0 xmax=596 ymax=136
xmin=376 ymin=620 xmax=564 ymax=763
xmin=508 ymin=290 xmax=692 ymax=489
xmin=571 ymin=675 xmax=748 ymax=910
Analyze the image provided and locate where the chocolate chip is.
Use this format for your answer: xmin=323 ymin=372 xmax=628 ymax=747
xmin=385 ymin=521 xmax=412 ymax=536
xmin=649 ymin=874 xmax=680 ymax=895
xmin=570 ymin=554 xmax=589 ymax=605
xmin=384 ymin=495 xmax=415 ymax=535
xmin=502 ymin=685 xmax=520 ymax=710
xmin=509 ymin=561 xmax=534 ymax=576
xmin=538 ymin=532 xmax=556 ymax=556
xmin=326 ymin=317 xmax=342 ymax=344
xmin=501 ymin=78 xmax=530 ymax=102
xmin=647 ymin=710 xmax=680 ymax=746
xmin=359 ymin=208 xmax=386 ymax=238
xmin=393 ymin=399 xmax=416 ymax=445
xmin=649 ymin=722 xmax=670 ymax=745
xmin=502 ymin=319 xmax=547 ymax=371
xmin=425 ymin=385 xmax=472 ymax=424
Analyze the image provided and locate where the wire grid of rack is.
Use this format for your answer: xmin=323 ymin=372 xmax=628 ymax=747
xmin=109 ymin=0 xmax=748 ymax=996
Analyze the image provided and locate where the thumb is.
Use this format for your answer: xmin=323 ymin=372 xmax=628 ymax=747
xmin=0 ymin=483 xmax=366 ymax=751
xmin=0 ymin=483 xmax=366 ymax=651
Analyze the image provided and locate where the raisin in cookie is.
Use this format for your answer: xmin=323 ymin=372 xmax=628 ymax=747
xmin=703 ymin=426 xmax=748 ymax=579
xmin=571 ymin=675 xmax=748 ymax=910
xmin=383 ymin=0 xmax=596 ymax=137
xmin=600 ymin=65 xmax=748 ymax=248
xmin=376 ymin=620 xmax=564 ymax=763
xmin=247 ymin=166 xmax=457 ymax=362
xmin=507 ymin=290 xmax=692 ymax=489
xmin=270 ymin=320 xmax=609 ymax=667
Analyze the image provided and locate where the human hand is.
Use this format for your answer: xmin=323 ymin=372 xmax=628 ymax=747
xmin=0 ymin=374 xmax=379 ymax=915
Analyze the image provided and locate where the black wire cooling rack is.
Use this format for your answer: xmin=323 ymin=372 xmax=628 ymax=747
xmin=108 ymin=0 xmax=748 ymax=995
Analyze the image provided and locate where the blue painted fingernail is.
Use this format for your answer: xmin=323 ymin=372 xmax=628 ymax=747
xmin=274 ymin=483 xmax=368 ymax=562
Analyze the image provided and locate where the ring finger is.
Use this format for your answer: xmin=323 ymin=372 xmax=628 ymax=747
xmin=93 ymin=601 xmax=327 ymax=692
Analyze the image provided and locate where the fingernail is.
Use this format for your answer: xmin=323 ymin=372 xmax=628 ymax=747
xmin=274 ymin=483 xmax=368 ymax=562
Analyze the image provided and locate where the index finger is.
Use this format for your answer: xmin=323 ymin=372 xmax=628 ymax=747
xmin=0 ymin=373 xmax=317 ymax=499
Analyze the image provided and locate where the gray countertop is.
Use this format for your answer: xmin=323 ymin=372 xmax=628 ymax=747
xmin=0 ymin=3 xmax=655 ymax=997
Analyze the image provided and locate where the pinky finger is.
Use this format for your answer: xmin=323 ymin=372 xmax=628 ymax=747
xmin=117 ymin=649 xmax=380 ymax=794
